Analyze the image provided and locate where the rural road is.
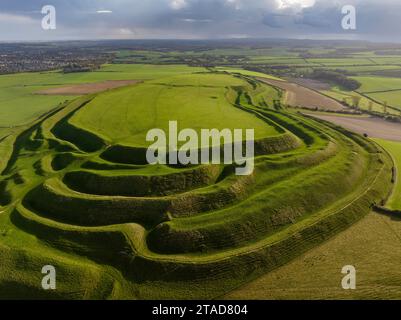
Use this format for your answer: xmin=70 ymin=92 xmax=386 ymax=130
xmin=306 ymin=113 xmax=401 ymax=142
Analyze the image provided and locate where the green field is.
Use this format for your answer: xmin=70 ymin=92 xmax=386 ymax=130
xmin=0 ymin=64 xmax=205 ymax=127
xmin=213 ymin=67 xmax=283 ymax=80
xmin=0 ymin=64 xmax=393 ymax=299
xmin=307 ymin=58 xmax=376 ymax=66
xmin=324 ymin=65 xmax=401 ymax=73
xmin=2 ymin=42 xmax=401 ymax=300
xmin=367 ymin=91 xmax=401 ymax=110
xmin=373 ymin=139 xmax=401 ymax=210
xmin=70 ymin=73 xmax=279 ymax=147
xmin=112 ymin=46 xmax=401 ymax=119
xmin=224 ymin=211 xmax=401 ymax=300
xmin=321 ymin=89 xmax=400 ymax=115
xmin=354 ymin=76 xmax=401 ymax=93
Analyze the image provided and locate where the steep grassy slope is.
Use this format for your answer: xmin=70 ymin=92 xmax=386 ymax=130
xmin=224 ymin=211 xmax=401 ymax=300
xmin=373 ymin=139 xmax=401 ymax=210
xmin=0 ymin=72 xmax=394 ymax=299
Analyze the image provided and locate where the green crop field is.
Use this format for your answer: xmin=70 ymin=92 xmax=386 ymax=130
xmin=354 ymin=76 xmax=401 ymax=93
xmin=366 ymin=91 xmax=401 ymax=110
xmin=0 ymin=61 xmax=394 ymax=299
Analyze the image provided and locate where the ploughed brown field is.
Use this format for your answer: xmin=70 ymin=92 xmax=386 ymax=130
xmin=306 ymin=113 xmax=401 ymax=142
xmin=257 ymin=77 xmax=346 ymax=111
xmin=36 ymin=80 xmax=140 ymax=95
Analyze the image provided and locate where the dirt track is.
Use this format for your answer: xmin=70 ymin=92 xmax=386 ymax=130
xmin=257 ymin=77 xmax=346 ymax=111
xmin=37 ymin=80 xmax=140 ymax=96
xmin=307 ymin=113 xmax=401 ymax=142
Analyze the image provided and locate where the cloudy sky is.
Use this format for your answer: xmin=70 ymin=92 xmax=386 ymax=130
xmin=0 ymin=0 xmax=399 ymax=42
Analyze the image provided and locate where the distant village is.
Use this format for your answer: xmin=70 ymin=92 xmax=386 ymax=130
xmin=0 ymin=42 xmax=114 ymax=75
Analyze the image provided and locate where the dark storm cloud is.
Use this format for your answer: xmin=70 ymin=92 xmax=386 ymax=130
xmin=0 ymin=0 xmax=400 ymax=41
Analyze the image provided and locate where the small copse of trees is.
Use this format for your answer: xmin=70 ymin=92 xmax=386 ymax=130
xmin=310 ymin=69 xmax=361 ymax=91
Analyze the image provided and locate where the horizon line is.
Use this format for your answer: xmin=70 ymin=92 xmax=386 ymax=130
xmin=0 ymin=37 xmax=397 ymax=45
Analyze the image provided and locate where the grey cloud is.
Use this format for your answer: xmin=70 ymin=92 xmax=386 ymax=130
xmin=0 ymin=0 xmax=400 ymax=41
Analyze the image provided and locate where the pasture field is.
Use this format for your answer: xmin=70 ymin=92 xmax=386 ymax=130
xmin=205 ymin=48 xmax=296 ymax=57
xmin=0 ymin=67 xmax=393 ymax=299
xmin=367 ymin=91 xmax=401 ymax=110
xmin=248 ymin=57 xmax=308 ymax=65
xmin=324 ymin=65 xmax=401 ymax=73
xmin=70 ymin=73 xmax=280 ymax=147
xmin=370 ymin=57 xmax=401 ymax=64
xmin=333 ymin=76 xmax=401 ymax=112
xmin=0 ymin=64 xmax=205 ymax=127
xmin=306 ymin=58 xmax=376 ymax=66
xmin=113 ymin=47 xmax=401 ymax=118
xmin=353 ymin=76 xmax=401 ymax=93
xmin=321 ymin=89 xmax=400 ymax=115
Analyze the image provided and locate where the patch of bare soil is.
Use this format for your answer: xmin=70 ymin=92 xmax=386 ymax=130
xmin=257 ymin=77 xmax=346 ymax=111
xmin=307 ymin=113 xmax=401 ymax=142
xmin=37 ymin=80 xmax=140 ymax=96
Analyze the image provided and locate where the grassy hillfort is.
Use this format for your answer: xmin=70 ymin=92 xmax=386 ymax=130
xmin=1 ymin=40 xmax=401 ymax=299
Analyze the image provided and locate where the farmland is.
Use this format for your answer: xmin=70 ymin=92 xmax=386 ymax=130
xmin=0 ymin=64 xmax=205 ymax=127
xmin=1 ymin=40 xmax=401 ymax=300
xmin=258 ymin=78 xmax=346 ymax=111
xmin=117 ymin=42 xmax=401 ymax=119
xmin=0 ymin=65 xmax=393 ymax=299
xmin=306 ymin=113 xmax=401 ymax=142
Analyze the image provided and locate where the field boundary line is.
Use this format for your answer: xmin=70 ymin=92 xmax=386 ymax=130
xmin=362 ymin=88 xmax=401 ymax=94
